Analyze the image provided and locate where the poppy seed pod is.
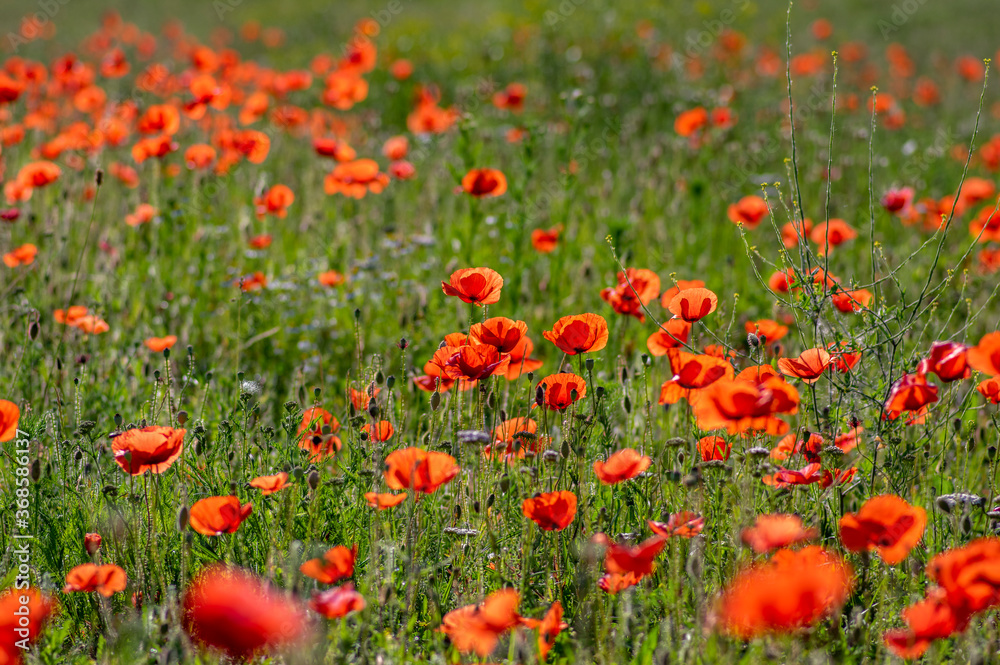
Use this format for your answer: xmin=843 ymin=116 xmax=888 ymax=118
xmin=386 ymin=375 xmax=395 ymax=389
xmin=177 ymin=505 xmax=190 ymax=531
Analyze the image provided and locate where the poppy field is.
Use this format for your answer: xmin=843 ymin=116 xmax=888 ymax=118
xmin=3 ymin=0 xmax=1000 ymax=662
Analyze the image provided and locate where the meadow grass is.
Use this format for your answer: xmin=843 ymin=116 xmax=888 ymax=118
xmin=2 ymin=0 xmax=1000 ymax=663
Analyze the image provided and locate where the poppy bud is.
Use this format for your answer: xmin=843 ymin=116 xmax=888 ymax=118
xmin=561 ymin=440 xmax=570 ymax=458
xmin=354 ymin=308 xmax=361 ymax=320
xmin=292 ymin=466 xmax=304 ymax=481
xmin=499 ymin=475 xmax=510 ymax=493
xmin=177 ymin=410 xmax=188 ymax=426
xmin=84 ymin=533 xmax=102 ymax=555
xmin=431 ymin=392 xmax=441 ymax=411
xmin=307 ymin=470 xmax=320 ymax=490
xmin=621 ymin=368 xmax=629 ymax=383
xmin=486 ymin=493 xmax=495 ymax=510
xmin=114 ymin=413 xmax=123 ymax=428
xmin=454 ymin=504 xmax=462 ymax=520
xmin=473 ymin=500 xmax=480 ymax=514
xmin=397 ymin=337 xmax=409 ymax=349
xmin=641 ymin=353 xmax=651 ymax=366
xmin=163 ymin=348 xmax=170 ymax=360
xmin=386 ymin=375 xmax=395 ymax=389
xmin=95 ymin=169 xmax=104 ymax=185
xmin=28 ymin=321 xmax=39 ymax=340
xmin=237 ymin=371 xmax=244 ymax=381
xmin=570 ymin=389 xmax=579 ymax=402
xmin=623 ymin=395 xmax=631 ymax=413
xmin=187 ymin=345 xmax=194 ymax=356
xmin=177 ymin=505 xmax=190 ymax=531
xmin=30 ymin=459 xmax=40 ymax=481
xmin=747 ymin=333 xmax=759 ymax=349
xmin=535 ymin=385 xmax=545 ymax=407
xmin=313 ymin=387 xmax=321 ymax=399
xmin=368 ymin=402 xmax=379 ymax=419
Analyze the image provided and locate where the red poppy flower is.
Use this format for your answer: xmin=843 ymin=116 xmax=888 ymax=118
xmin=770 ymin=431 xmax=825 ymax=463
xmin=659 ymin=348 xmax=734 ymax=404
xmin=249 ymin=472 xmax=291 ymax=495
xmin=188 ymin=496 xmax=253 ymax=536
xmin=727 ymin=195 xmax=769 ymax=229
xmin=309 ymin=583 xmax=365 ymax=618
xmin=761 ymin=462 xmax=826 ymax=489
xmin=598 ymin=534 xmax=668 ymax=577
xmin=831 ymin=288 xmax=873 ymax=313
xmin=536 ymin=373 xmax=587 ymax=410
xmin=64 ymin=564 xmax=127 ymax=597
xmin=543 ymin=313 xmax=609 ymax=355
xmin=111 ymin=426 xmax=185 ymax=475
xmin=769 ymin=268 xmax=797 ymax=293
xmin=668 ymin=287 xmax=719 ymax=322
xmin=692 ymin=376 xmax=800 ymax=434
xmin=646 ymin=319 xmax=692 ymax=356
xmin=777 ymin=348 xmax=832 ymax=384
xmin=840 ymin=495 xmax=927 ymax=565
xmin=884 ymin=373 xmax=939 ymax=420
xmin=313 ymin=137 xmax=356 ymax=161
xmin=593 ymin=448 xmax=651 ymax=484
xmin=884 ymin=588 xmax=961 ymax=659
xmin=384 ymin=447 xmax=460 ymax=494
xmin=648 ymin=512 xmax=705 ymax=538
xmin=522 ymin=491 xmax=577 ymax=531
xmin=183 ymin=566 xmax=309 ymax=660
xmin=598 ymin=571 xmax=644 ymax=594
xmin=532 ymin=601 xmax=563 ymax=661
xmin=0 ymin=399 xmax=20 ymax=442
xmin=917 ymin=341 xmax=970 ymax=382
xmin=977 ymin=377 xmax=1000 ymax=403
xmin=438 ymin=589 xmax=521 ymax=657
xmin=745 ymin=319 xmax=788 ymax=343
xmin=323 ymin=159 xmax=389 ymax=198
xmin=442 ymin=267 xmax=504 ymax=306
xmin=361 ymin=420 xmax=394 ymax=442
xmin=364 ymin=492 xmax=408 ymax=509
xmin=300 ymin=545 xmax=356 ymax=584
xmin=531 ymin=226 xmax=561 ymax=253
xmin=0 ymin=588 xmax=52 ymax=662
xmin=966 ymin=331 xmax=1000 ymax=376
xmin=698 ymin=435 xmax=731 ymax=461
xmin=144 ymin=335 xmax=177 ymax=352
xmin=712 ymin=546 xmax=853 ymax=639
xmin=810 ymin=218 xmax=857 ymax=252
xmin=3 ymin=244 xmax=37 ymax=268
xmin=781 ymin=219 xmax=813 ymax=248
xmin=470 ymin=317 xmax=527 ymax=353
xmin=443 ymin=344 xmax=511 ymax=381
xmin=926 ymin=537 xmax=1000 ymax=622
xmin=828 ymin=342 xmax=863 ymax=372
xmin=254 ymin=184 xmax=294 ymax=218
xmin=349 ymin=387 xmax=380 ymax=411
xmin=601 ymin=268 xmax=660 ymax=322
xmin=660 ymin=280 xmax=706 ymax=308
xmin=461 ymin=168 xmax=507 ymax=197
xmin=492 ymin=82 xmax=526 ymax=111
xmin=741 ymin=515 xmax=817 ymax=553
xmin=674 ymin=107 xmax=708 ymax=136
